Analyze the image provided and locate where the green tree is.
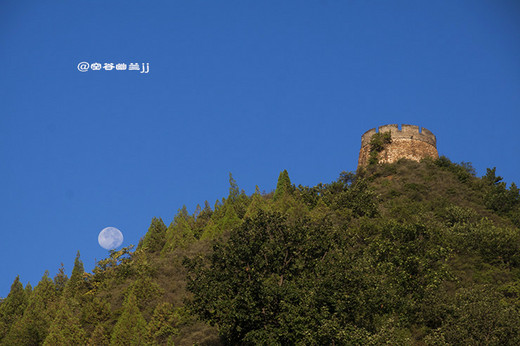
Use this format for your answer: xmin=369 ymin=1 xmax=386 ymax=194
xmin=163 ymin=206 xmax=195 ymax=252
xmin=3 ymin=272 xmax=58 ymax=345
xmin=228 ymin=172 xmax=240 ymax=203
xmin=139 ymin=217 xmax=167 ymax=253
xmin=334 ymin=177 xmax=378 ymax=217
xmin=24 ymin=282 xmax=33 ymax=300
xmin=63 ymin=251 xmax=87 ymax=299
xmin=273 ymin=169 xmax=292 ymax=200
xmin=110 ymin=292 xmax=147 ymax=345
xmin=185 ymin=211 xmax=335 ymax=344
xmin=43 ymin=300 xmax=86 ymax=345
xmin=81 ymin=296 xmax=112 ymax=337
xmin=425 ymin=286 xmax=520 ymax=345
xmin=146 ymin=302 xmax=180 ymax=345
xmin=53 ymin=263 xmax=68 ymax=295
xmin=126 ymin=276 xmax=163 ymax=317
xmin=88 ymin=323 xmax=110 ymax=346
xmin=368 ymin=131 xmax=392 ymax=165
xmin=244 ymin=187 xmax=267 ymax=218
xmin=0 ymin=276 xmax=28 ymax=341
xmin=193 ymin=201 xmax=213 ymax=238
xmin=218 ymin=203 xmax=241 ymax=233
xmin=227 ymin=173 xmax=250 ymax=219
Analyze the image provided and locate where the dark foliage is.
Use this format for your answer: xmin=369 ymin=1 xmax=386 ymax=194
xmin=1 ymin=159 xmax=519 ymax=345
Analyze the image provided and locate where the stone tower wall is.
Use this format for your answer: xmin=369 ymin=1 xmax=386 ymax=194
xmin=357 ymin=124 xmax=438 ymax=168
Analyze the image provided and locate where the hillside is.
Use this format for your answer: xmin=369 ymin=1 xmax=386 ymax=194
xmin=1 ymin=157 xmax=519 ymax=345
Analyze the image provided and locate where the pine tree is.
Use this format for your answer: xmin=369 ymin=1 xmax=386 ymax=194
xmin=245 ymin=186 xmax=267 ymax=218
xmin=204 ymin=200 xmax=212 ymax=214
xmin=81 ymin=296 xmax=112 ymax=331
xmin=63 ymin=251 xmax=86 ymax=299
xmin=226 ymin=173 xmax=250 ymax=218
xmin=228 ymin=172 xmax=240 ymax=203
xmin=53 ymin=263 xmax=68 ymax=296
xmin=163 ymin=206 xmax=195 ymax=252
xmin=201 ymin=218 xmax=219 ymax=240
xmin=274 ymin=169 xmax=292 ymax=200
xmin=110 ymin=292 xmax=147 ymax=345
xmin=146 ymin=302 xmax=179 ymax=345
xmin=193 ymin=201 xmax=213 ymax=238
xmin=88 ymin=323 xmax=110 ymax=346
xmin=127 ymin=276 xmax=163 ymax=314
xmin=3 ymin=272 xmax=58 ymax=345
xmin=193 ymin=204 xmax=202 ymax=219
xmin=219 ymin=203 xmax=241 ymax=232
xmin=139 ymin=217 xmax=167 ymax=253
xmin=24 ymin=282 xmax=33 ymax=299
xmin=0 ymin=276 xmax=28 ymax=341
xmin=43 ymin=300 xmax=86 ymax=345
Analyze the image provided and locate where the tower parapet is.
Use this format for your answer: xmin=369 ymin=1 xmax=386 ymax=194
xmin=358 ymin=124 xmax=438 ymax=168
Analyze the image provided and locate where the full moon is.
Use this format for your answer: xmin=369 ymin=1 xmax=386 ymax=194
xmin=98 ymin=227 xmax=124 ymax=250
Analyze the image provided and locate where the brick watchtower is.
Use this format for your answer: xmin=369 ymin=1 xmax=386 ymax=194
xmin=357 ymin=124 xmax=438 ymax=169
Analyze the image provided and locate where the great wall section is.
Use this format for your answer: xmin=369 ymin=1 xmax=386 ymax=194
xmin=358 ymin=124 xmax=439 ymax=169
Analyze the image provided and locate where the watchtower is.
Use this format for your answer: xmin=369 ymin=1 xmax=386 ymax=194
xmin=357 ymin=124 xmax=438 ymax=169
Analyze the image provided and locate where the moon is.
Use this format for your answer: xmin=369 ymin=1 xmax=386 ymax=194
xmin=98 ymin=227 xmax=124 ymax=250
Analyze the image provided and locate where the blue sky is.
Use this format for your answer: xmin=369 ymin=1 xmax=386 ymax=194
xmin=1 ymin=0 xmax=519 ymax=296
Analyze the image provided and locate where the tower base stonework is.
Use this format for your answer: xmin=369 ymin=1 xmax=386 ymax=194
xmin=357 ymin=124 xmax=438 ymax=169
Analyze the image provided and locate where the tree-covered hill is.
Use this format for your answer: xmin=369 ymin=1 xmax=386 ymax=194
xmin=1 ymin=158 xmax=519 ymax=345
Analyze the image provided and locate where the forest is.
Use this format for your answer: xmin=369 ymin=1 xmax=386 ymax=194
xmin=1 ymin=157 xmax=519 ymax=345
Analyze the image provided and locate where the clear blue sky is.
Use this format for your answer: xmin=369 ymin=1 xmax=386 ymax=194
xmin=1 ymin=0 xmax=519 ymax=297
